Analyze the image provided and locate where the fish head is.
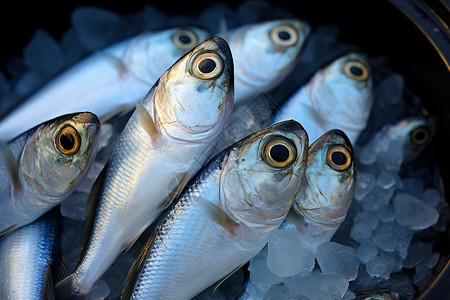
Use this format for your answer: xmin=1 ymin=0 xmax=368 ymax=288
xmin=295 ymin=129 xmax=356 ymax=226
xmin=128 ymin=26 xmax=211 ymax=84
xmin=310 ymin=52 xmax=373 ymax=135
xmin=19 ymin=112 xmax=100 ymax=200
xmin=154 ymin=36 xmax=234 ymax=142
xmin=220 ymin=120 xmax=309 ymax=227
xmin=230 ymin=19 xmax=310 ymax=100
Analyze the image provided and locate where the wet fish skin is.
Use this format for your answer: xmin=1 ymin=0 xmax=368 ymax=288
xmin=0 ymin=26 xmax=210 ymax=141
xmin=280 ymin=129 xmax=356 ymax=252
xmin=0 ymin=112 xmax=100 ymax=236
xmin=0 ymin=208 xmax=66 ymax=300
xmin=121 ymin=120 xmax=309 ymax=300
xmin=229 ymin=19 xmax=310 ymax=105
xmin=54 ymin=37 xmax=234 ymax=300
xmin=272 ymin=52 xmax=373 ymax=144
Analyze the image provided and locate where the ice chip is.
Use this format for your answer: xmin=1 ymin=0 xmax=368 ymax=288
xmin=377 ymin=204 xmax=395 ymax=223
xmin=13 ymin=70 xmax=49 ymax=96
xmin=354 ymin=172 xmax=376 ymax=201
xmin=263 ymin=284 xmax=292 ymax=300
xmin=286 ymin=271 xmax=349 ymax=300
xmin=91 ymin=280 xmax=110 ymax=300
xmin=366 ymin=254 xmax=396 ymax=280
xmin=357 ymin=240 xmax=378 ymax=264
xmin=354 ymin=211 xmax=379 ymax=230
xmin=358 ymin=144 xmax=378 ymax=165
xmin=362 ymin=186 xmax=395 ymax=211
xmin=316 ymin=242 xmax=359 ymax=281
xmin=403 ymin=241 xmax=433 ymax=269
xmin=267 ymin=230 xmax=315 ymax=277
xmin=60 ymin=192 xmax=89 ymax=221
xmin=23 ymin=29 xmax=64 ymax=75
xmin=60 ymin=28 xmax=88 ymax=66
xmin=421 ymin=188 xmax=442 ymax=207
xmin=393 ymin=193 xmax=439 ymax=230
xmin=350 ymin=221 xmax=372 ymax=242
xmin=72 ymin=6 xmax=124 ymax=51
xmin=249 ymin=247 xmax=283 ymax=290
xmin=371 ymin=221 xmax=402 ymax=252
xmin=376 ymin=171 xmax=397 ymax=189
xmin=401 ymin=177 xmax=424 ymax=196
xmin=395 ymin=226 xmax=413 ymax=259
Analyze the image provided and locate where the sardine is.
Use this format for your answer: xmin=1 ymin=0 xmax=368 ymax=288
xmin=0 ymin=26 xmax=210 ymax=141
xmin=0 ymin=112 xmax=100 ymax=236
xmin=54 ymin=36 xmax=234 ymax=300
xmin=229 ymin=19 xmax=310 ymax=105
xmin=271 ymin=52 xmax=373 ymax=144
xmin=281 ymin=129 xmax=356 ymax=252
xmin=121 ymin=120 xmax=309 ymax=300
xmin=0 ymin=208 xmax=66 ymax=300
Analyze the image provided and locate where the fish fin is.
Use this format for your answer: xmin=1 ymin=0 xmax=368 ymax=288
xmin=121 ymin=229 xmax=158 ymax=300
xmin=135 ymin=101 xmax=164 ymax=148
xmin=121 ymin=225 xmax=147 ymax=253
xmin=213 ymin=263 xmax=246 ymax=293
xmin=218 ymin=17 xmax=229 ymax=41
xmin=79 ymin=163 xmax=108 ymax=262
xmin=100 ymin=104 xmax=135 ymax=123
xmin=198 ymin=198 xmax=239 ymax=234
xmin=158 ymin=172 xmax=190 ymax=210
xmin=0 ymin=224 xmax=18 ymax=238
xmin=98 ymin=51 xmax=128 ymax=75
xmin=0 ymin=140 xmax=22 ymax=193
xmin=54 ymin=274 xmax=91 ymax=300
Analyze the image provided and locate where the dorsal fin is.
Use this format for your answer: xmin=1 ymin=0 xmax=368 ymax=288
xmin=135 ymin=102 xmax=164 ymax=148
xmin=121 ymin=229 xmax=158 ymax=300
xmin=0 ymin=140 xmax=22 ymax=193
xmin=79 ymin=163 xmax=108 ymax=263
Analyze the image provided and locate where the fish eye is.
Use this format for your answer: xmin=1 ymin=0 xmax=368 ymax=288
xmin=191 ymin=52 xmax=224 ymax=80
xmin=55 ymin=125 xmax=81 ymax=155
xmin=172 ymin=29 xmax=198 ymax=50
xmin=343 ymin=60 xmax=369 ymax=81
xmin=262 ymin=136 xmax=297 ymax=168
xmin=270 ymin=24 xmax=299 ymax=47
xmin=327 ymin=145 xmax=352 ymax=171
xmin=410 ymin=125 xmax=431 ymax=145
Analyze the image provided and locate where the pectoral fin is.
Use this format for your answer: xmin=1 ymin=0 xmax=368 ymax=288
xmin=198 ymin=198 xmax=239 ymax=234
xmin=136 ymin=102 xmax=164 ymax=148
xmin=0 ymin=140 xmax=22 ymax=194
xmin=158 ymin=172 xmax=190 ymax=211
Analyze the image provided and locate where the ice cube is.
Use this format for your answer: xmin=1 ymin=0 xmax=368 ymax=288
xmin=267 ymin=230 xmax=315 ymax=277
xmin=413 ymin=252 xmax=440 ymax=287
xmin=71 ymin=6 xmax=124 ymax=51
xmin=98 ymin=123 xmax=114 ymax=151
xmin=91 ymin=280 xmax=110 ymax=300
xmin=286 ymin=271 xmax=349 ymax=300
xmin=357 ymin=240 xmax=378 ymax=264
xmin=354 ymin=172 xmax=376 ymax=201
xmin=60 ymin=28 xmax=88 ymax=66
xmin=263 ymin=284 xmax=292 ymax=300
xmin=401 ymin=177 xmax=424 ymax=196
xmin=60 ymin=192 xmax=89 ymax=221
xmin=354 ymin=211 xmax=379 ymax=230
xmin=249 ymin=247 xmax=283 ymax=290
xmin=361 ymin=186 xmax=395 ymax=211
xmin=393 ymin=193 xmax=439 ymax=230
xmin=403 ymin=241 xmax=433 ymax=269
xmin=315 ymin=242 xmax=359 ymax=281
xmin=350 ymin=221 xmax=372 ymax=242
xmin=395 ymin=226 xmax=413 ymax=259
xmin=371 ymin=221 xmax=402 ymax=252
xmin=376 ymin=171 xmax=397 ymax=189
xmin=358 ymin=143 xmax=378 ymax=166
xmin=421 ymin=188 xmax=442 ymax=207
xmin=13 ymin=70 xmax=49 ymax=96
xmin=377 ymin=204 xmax=395 ymax=223
xmin=365 ymin=254 xmax=396 ymax=280
xmin=23 ymin=29 xmax=64 ymax=75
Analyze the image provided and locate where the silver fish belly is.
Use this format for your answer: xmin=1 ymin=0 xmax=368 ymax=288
xmin=122 ymin=120 xmax=309 ymax=300
xmin=0 ymin=209 xmax=65 ymax=300
xmin=0 ymin=26 xmax=210 ymax=141
xmin=54 ymin=37 xmax=234 ymax=300
xmin=281 ymin=129 xmax=356 ymax=252
xmin=229 ymin=19 xmax=310 ymax=105
xmin=0 ymin=112 xmax=100 ymax=236
xmin=271 ymin=52 xmax=373 ymax=144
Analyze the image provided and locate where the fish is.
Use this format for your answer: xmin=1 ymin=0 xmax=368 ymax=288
xmin=0 ymin=208 xmax=66 ymax=300
xmin=0 ymin=112 xmax=100 ymax=236
xmin=271 ymin=52 xmax=374 ymax=144
xmin=0 ymin=26 xmax=211 ymax=141
xmin=354 ymin=289 xmax=399 ymax=300
xmin=229 ymin=19 xmax=310 ymax=105
xmin=54 ymin=36 xmax=234 ymax=300
xmin=280 ymin=129 xmax=356 ymax=252
xmin=121 ymin=120 xmax=309 ymax=300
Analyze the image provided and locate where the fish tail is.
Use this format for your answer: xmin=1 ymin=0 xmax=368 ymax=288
xmin=54 ymin=275 xmax=91 ymax=300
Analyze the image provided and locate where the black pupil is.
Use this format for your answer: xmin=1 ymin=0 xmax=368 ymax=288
xmin=350 ymin=65 xmax=363 ymax=76
xmin=270 ymin=144 xmax=290 ymax=163
xmin=413 ymin=129 xmax=427 ymax=142
xmin=278 ymin=30 xmax=291 ymax=41
xmin=60 ymin=132 xmax=75 ymax=150
xmin=198 ymin=58 xmax=216 ymax=74
xmin=179 ymin=34 xmax=192 ymax=44
xmin=331 ymin=151 xmax=347 ymax=166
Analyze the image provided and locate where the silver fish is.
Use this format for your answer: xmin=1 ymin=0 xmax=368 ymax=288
xmin=121 ymin=120 xmax=309 ymax=300
xmin=0 ymin=112 xmax=100 ymax=236
xmin=0 ymin=26 xmax=210 ymax=141
xmin=0 ymin=208 xmax=66 ymax=300
xmin=281 ymin=129 xmax=356 ymax=252
xmin=54 ymin=36 xmax=234 ymax=300
xmin=229 ymin=19 xmax=310 ymax=105
xmin=272 ymin=52 xmax=373 ymax=144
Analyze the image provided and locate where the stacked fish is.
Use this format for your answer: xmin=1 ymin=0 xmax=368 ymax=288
xmin=0 ymin=2 xmax=446 ymax=300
